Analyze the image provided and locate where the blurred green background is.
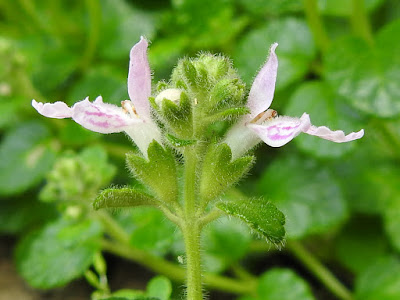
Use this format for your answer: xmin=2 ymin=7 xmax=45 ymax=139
xmin=1 ymin=0 xmax=400 ymax=299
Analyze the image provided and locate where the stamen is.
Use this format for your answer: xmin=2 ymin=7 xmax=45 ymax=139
xmin=121 ymin=100 xmax=138 ymax=117
xmin=250 ymin=109 xmax=278 ymax=124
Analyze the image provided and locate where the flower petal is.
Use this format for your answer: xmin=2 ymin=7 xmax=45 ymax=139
xmin=128 ymin=36 xmax=151 ymax=118
xmin=301 ymin=113 xmax=364 ymax=142
xmin=32 ymin=100 xmax=72 ymax=119
xmin=72 ymin=96 xmax=142 ymax=134
xmin=247 ymin=43 xmax=278 ymax=119
xmin=247 ymin=114 xmax=310 ymax=147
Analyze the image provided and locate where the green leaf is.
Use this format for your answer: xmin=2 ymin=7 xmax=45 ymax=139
xmin=258 ymin=155 xmax=347 ymax=239
xmin=0 ymin=198 xmax=56 ymax=234
xmin=233 ymin=18 xmax=316 ymax=89
xmin=32 ymin=44 xmax=79 ymax=96
xmin=217 ymin=198 xmax=285 ymax=245
xmin=129 ymin=207 xmax=179 ymax=256
xmin=285 ymin=81 xmax=364 ymax=158
xmin=0 ymin=121 xmax=56 ymax=195
xmin=94 ymin=188 xmax=156 ymax=210
xmin=98 ymin=0 xmax=156 ymax=60
xmin=15 ymin=218 xmax=102 ymax=289
xmin=324 ymin=20 xmax=400 ymax=118
xmin=67 ymin=65 xmax=126 ymax=106
xmin=257 ymin=268 xmax=315 ymax=300
xmin=202 ymin=216 xmax=252 ymax=273
xmin=147 ymin=276 xmax=172 ymax=300
xmin=355 ymin=256 xmax=400 ymax=300
xmin=200 ymin=143 xmax=254 ymax=203
xmin=59 ymin=121 xmax=100 ymax=146
xmin=171 ymin=0 xmax=246 ymax=49
xmin=126 ymin=141 xmax=178 ymax=204
xmin=331 ymin=149 xmax=388 ymax=214
xmin=335 ymin=217 xmax=389 ymax=274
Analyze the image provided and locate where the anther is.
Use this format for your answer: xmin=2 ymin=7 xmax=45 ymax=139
xmin=250 ymin=109 xmax=278 ymax=124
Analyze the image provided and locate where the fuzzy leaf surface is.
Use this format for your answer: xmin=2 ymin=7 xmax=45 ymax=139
xmin=355 ymin=256 xmax=400 ymax=300
xmin=0 ymin=121 xmax=56 ymax=195
xmin=234 ymin=18 xmax=316 ymax=89
xmin=94 ymin=188 xmax=156 ymax=210
xmin=324 ymin=20 xmax=400 ymax=118
xmin=200 ymin=143 xmax=254 ymax=203
xmin=217 ymin=198 xmax=285 ymax=244
xmin=258 ymin=155 xmax=347 ymax=239
xmin=126 ymin=141 xmax=178 ymax=204
xmin=15 ymin=218 xmax=102 ymax=289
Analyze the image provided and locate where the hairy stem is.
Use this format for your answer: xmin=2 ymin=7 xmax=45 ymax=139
xmin=101 ymin=239 xmax=256 ymax=294
xmin=81 ymin=0 xmax=101 ymax=71
xmin=351 ymin=0 xmax=374 ymax=45
xmin=183 ymin=146 xmax=203 ymax=300
xmin=287 ymin=240 xmax=354 ymax=300
xmin=303 ymin=0 xmax=330 ymax=53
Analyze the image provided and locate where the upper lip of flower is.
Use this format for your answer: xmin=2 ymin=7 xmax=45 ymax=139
xmin=31 ymin=36 xmax=161 ymax=156
xmin=224 ymin=42 xmax=364 ymax=154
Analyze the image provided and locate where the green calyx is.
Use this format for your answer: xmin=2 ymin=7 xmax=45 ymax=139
xmin=151 ymin=90 xmax=193 ymax=138
xmin=126 ymin=141 xmax=178 ymax=205
xmin=153 ymin=53 xmax=248 ymax=146
xmin=200 ymin=143 xmax=254 ymax=205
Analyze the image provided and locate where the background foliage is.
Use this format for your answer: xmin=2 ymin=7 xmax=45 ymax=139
xmin=0 ymin=0 xmax=399 ymax=299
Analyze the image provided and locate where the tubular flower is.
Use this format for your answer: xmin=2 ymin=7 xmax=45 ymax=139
xmin=32 ymin=37 xmax=161 ymax=157
xmin=224 ymin=43 xmax=364 ymax=158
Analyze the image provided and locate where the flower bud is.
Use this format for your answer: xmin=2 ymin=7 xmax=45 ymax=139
xmin=155 ymin=88 xmax=182 ymax=106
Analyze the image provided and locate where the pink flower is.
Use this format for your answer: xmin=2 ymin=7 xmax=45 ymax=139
xmin=32 ymin=37 xmax=161 ymax=156
xmin=224 ymin=43 xmax=364 ymax=158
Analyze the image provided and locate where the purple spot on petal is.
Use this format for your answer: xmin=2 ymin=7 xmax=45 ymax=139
xmin=267 ymin=123 xmax=300 ymax=140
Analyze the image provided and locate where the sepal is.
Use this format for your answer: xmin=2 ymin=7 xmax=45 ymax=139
xmin=206 ymin=78 xmax=246 ymax=113
xmin=206 ymin=106 xmax=250 ymax=122
xmin=126 ymin=141 xmax=178 ymax=204
xmin=166 ymin=134 xmax=196 ymax=147
xmin=160 ymin=91 xmax=193 ymax=137
xmin=200 ymin=143 xmax=254 ymax=204
xmin=217 ymin=198 xmax=286 ymax=245
xmin=93 ymin=188 xmax=156 ymax=210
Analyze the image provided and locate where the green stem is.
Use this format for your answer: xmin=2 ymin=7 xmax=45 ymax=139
xmin=96 ymin=211 xmax=130 ymax=244
xmin=231 ymin=263 xmax=257 ymax=282
xmin=17 ymin=0 xmax=52 ymax=35
xmin=287 ymin=240 xmax=354 ymax=300
xmin=184 ymin=147 xmax=198 ymax=215
xmin=182 ymin=223 xmax=203 ymax=300
xmin=303 ymin=0 xmax=330 ymax=53
xmin=97 ymin=210 xmax=256 ymax=295
xmin=198 ymin=208 xmax=224 ymax=228
xmin=81 ymin=0 xmax=101 ymax=71
xmin=351 ymin=0 xmax=374 ymax=46
xmin=182 ymin=146 xmax=203 ymax=300
xmin=101 ymin=239 xmax=256 ymax=294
